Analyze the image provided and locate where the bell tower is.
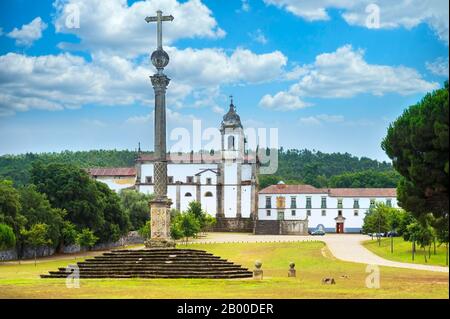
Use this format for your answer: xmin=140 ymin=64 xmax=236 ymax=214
xmin=220 ymin=96 xmax=245 ymax=160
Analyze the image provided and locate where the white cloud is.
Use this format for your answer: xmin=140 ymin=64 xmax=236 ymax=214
xmin=260 ymin=91 xmax=310 ymax=111
xmin=260 ymin=45 xmax=439 ymax=110
xmin=125 ymin=108 xmax=197 ymax=125
xmin=7 ymin=17 xmax=47 ymax=46
xmin=0 ymin=52 xmax=152 ymax=115
xmin=426 ymin=57 xmax=449 ymax=77
xmin=299 ymin=114 xmax=345 ymax=125
xmin=250 ymin=29 xmax=268 ymax=44
xmin=0 ymin=44 xmax=287 ymax=116
xmin=54 ymin=0 xmax=226 ymax=57
xmin=167 ymin=47 xmax=287 ymax=87
xmin=241 ymin=0 xmax=251 ymax=12
xmin=263 ymin=0 xmax=449 ymax=44
xmin=212 ymin=105 xmax=225 ymax=114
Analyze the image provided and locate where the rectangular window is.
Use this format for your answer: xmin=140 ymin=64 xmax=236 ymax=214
xmin=370 ymin=199 xmax=376 ymax=208
xmin=206 ymin=178 xmax=212 ymax=185
xmin=290 ymin=196 xmax=297 ymax=208
xmin=266 ymin=210 xmax=271 ymax=217
xmin=186 ymin=176 xmax=193 ymax=183
xmin=306 ymin=197 xmax=312 ymax=209
xmin=354 ymin=210 xmax=359 ymax=216
xmin=321 ymin=196 xmax=327 ymax=209
xmin=265 ymin=196 xmax=271 ymax=208
xmin=145 ymin=176 xmax=152 ymax=184
xmin=353 ymin=199 xmax=360 ymax=209
xmin=386 ymin=199 xmax=392 ymax=207
xmin=307 ymin=210 xmax=311 ymax=216
xmin=338 ymin=210 xmax=343 ymax=217
xmin=337 ymin=199 xmax=343 ymax=209
xmin=168 ymin=176 xmax=174 ymax=184
xmin=291 ymin=210 xmax=296 ymax=216
xmin=322 ymin=210 xmax=326 ymax=216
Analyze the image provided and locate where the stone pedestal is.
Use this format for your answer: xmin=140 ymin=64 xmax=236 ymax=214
xmin=253 ymin=260 xmax=263 ymax=280
xmin=288 ymin=262 xmax=296 ymax=277
xmin=145 ymin=198 xmax=175 ymax=249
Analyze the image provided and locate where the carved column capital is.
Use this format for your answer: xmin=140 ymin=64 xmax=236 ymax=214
xmin=150 ymin=74 xmax=170 ymax=93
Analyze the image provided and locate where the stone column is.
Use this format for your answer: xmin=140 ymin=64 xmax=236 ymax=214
xmin=196 ymin=175 xmax=201 ymax=203
xmin=145 ymin=68 xmax=174 ymax=248
xmin=236 ymin=163 xmax=242 ymax=218
xmin=176 ymin=182 xmax=181 ymax=212
xmin=216 ymin=166 xmax=224 ymax=218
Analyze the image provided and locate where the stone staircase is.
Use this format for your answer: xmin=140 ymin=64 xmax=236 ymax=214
xmin=41 ymin=248 xmax=253 ymax=279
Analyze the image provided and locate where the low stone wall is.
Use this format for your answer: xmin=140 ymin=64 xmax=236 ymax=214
xmin=254 ymin=220 xmax=280 ymax=235
xmin=0 ymin=231 xmax=144 ymax=261
xmin=255 ymin=220 xmax=309 ymax=235
xmin=280 ymin=220 xmax=308 ymax=235
xmin=214 ymin=217 xmax=254 ymax=232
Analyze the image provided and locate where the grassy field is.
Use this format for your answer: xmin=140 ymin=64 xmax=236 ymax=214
xmin=363 ymin=237 xmax=449 ymax=267
xmin=0 ymin=241 xmax=448 ymax=299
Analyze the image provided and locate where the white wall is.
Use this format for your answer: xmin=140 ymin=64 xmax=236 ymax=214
xmin=258 ymin=193 xmax=398 ymax=232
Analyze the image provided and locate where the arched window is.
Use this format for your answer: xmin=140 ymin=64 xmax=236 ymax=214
xmin=228 ymin=135 xmax=235 ymax=150
xmin=204 ymin=191 xmax=213 ymax=197
xmin=184 ymin=192 xmax=192 ymax=197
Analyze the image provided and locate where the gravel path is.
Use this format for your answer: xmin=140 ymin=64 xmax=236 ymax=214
xmin=189 ymin=233 xmax=449 ymax=273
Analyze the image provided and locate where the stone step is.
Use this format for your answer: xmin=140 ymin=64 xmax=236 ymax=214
xmin=79 ymin=259 xmax=233 ymax=265
xmin=50 ymin=269 xmax=250 ymax=275
xmin=58 ymin=265 xmax=247 ymax=271
xmin=41 ymin=272 xmax=252 ymax=279
xmin=88 ymin=255 xmax=225 ymax=260
xmin=41 ymin=248 xmax=252 ymax=279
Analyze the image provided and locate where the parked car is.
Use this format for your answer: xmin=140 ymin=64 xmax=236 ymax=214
xmin=387 ymin=231 xmax=399 ymax=237
xmin=311 ymin=229 xmax=326 ymax=236
xmin=368 ymin=232 xmax=386 ymax=238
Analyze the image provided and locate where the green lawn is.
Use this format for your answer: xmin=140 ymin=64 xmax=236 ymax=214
xmin=363 ymin=237 xmax=449 ymax=267
xmin=0 ymin=241 xmax=448 ymax=299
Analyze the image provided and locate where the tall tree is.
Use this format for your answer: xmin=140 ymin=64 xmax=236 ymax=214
xmin=0 ymin=180 xmax=25 ymax=236
xmin=20 ymin=223 xmax=52 ymax=266
xmin=31 ymin=163 xmax=128 ymax=243
xmin=18 ymin=185 xmax=65 ymax=249
xmin=0 ymin=223 xmax=16 ymax=250
xmin=382 ymin=82 xmax=449 ymax=220
xmin=119 ymin=189 xmax=153 ymax=230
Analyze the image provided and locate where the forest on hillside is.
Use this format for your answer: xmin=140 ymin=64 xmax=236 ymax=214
xmin=0 ymin=148 xmax=400 ymax=188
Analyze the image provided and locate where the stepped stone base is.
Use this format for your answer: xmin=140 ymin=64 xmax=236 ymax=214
xmin=41 ymin=248 xmax=252 ymax=279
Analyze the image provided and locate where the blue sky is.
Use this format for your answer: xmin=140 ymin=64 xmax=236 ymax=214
xmin=0 ymin=0 xmax=448 ymax=161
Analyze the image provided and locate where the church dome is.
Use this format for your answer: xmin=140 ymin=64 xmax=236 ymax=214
xmin=221 ymin=97 xmax=242 ymax=129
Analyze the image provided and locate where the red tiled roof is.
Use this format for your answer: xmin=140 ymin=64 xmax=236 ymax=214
xmin=259 ymin=184 xmax=326 ymax=194
xmin=88 ymin=167 xmax=136 ymax=177
xmin=259 ymin=184 xmax=396 ymax=197
xmin=328 ymin=188 xmax=396 ymax=197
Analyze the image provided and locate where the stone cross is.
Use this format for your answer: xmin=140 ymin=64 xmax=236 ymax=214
xmin=144 ymin=11 xmax=175 ymax=249
xmin=145 ymin=10 xmax=174 ymax=49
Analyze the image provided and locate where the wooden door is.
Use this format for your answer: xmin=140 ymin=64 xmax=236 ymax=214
xmin=336 ymin=223 xmax=344 ymax=233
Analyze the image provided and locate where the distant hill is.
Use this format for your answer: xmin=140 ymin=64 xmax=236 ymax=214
xmin=0 ymin=148 xmax=400 ymax=188
xmin=259 ymin=148 xmax=399 ymax=189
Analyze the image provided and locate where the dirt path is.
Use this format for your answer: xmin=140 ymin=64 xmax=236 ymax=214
xmin=188 ymin=233 xmax=449 ymax=273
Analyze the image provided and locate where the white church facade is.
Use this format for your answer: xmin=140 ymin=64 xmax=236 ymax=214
xmin=88 ymin=100 xmax=398 ymax=234
xmin=90 ymin=100 xmax=259 ymax=232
